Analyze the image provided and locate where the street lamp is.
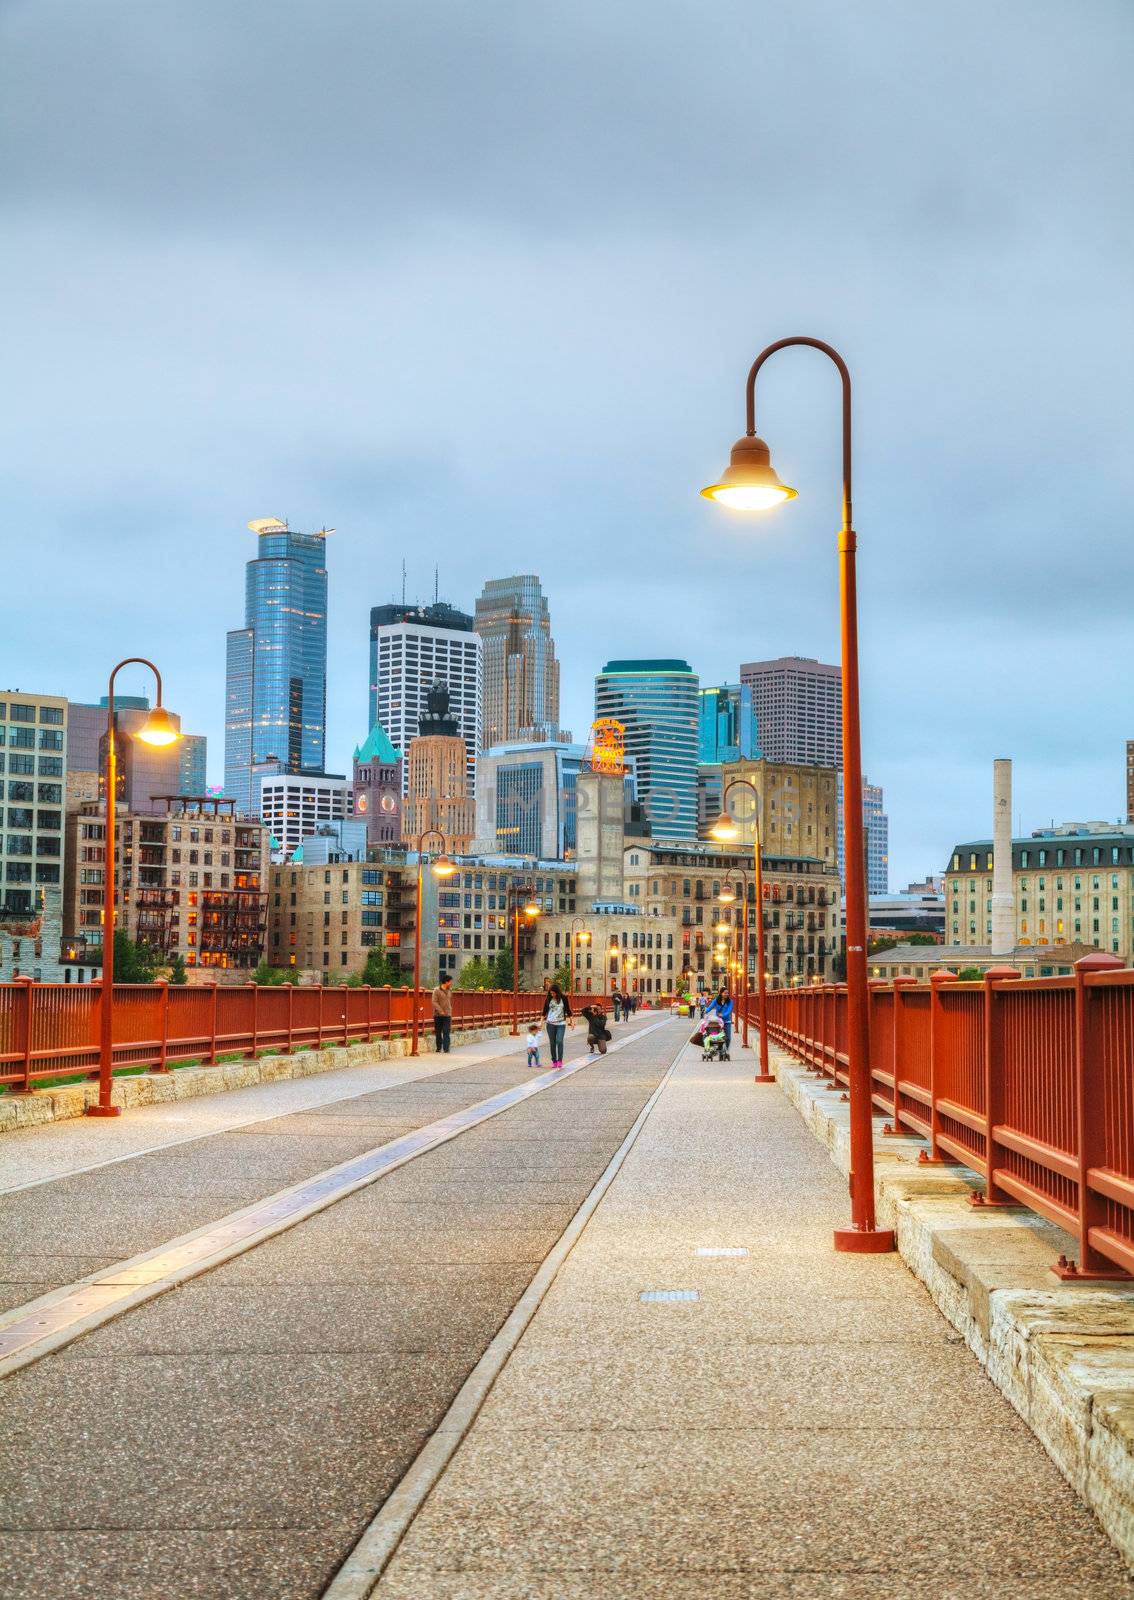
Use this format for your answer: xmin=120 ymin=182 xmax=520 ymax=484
xmin=702 ymin=335 xmax=894 ymax=1254
xmin=570 ymin=918 xmax=591 ymax=995
xmin=89 ymin=658 xmax=182 ymax=1118
xmin=718 ymin=870 xmax=751 ymax=1051
xmin=410 ymin=830 xmax=457 ymax=1056
xmin=710 ymin=778 xmax=773 ymax=1083
xmin=509 ymin=885 xmax=542 ymax=1034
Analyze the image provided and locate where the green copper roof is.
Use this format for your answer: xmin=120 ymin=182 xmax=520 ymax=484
xmin=353 ymin=721 xmax=402 ymax=764
xmin=291 ymin=843 xmax=304 ymax=864
xmin=601 ymin=659 xmax=693 ymax=675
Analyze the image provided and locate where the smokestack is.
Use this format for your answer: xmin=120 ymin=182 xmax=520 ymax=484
xmin=991 ymin=758 xmax=1014 ymax=957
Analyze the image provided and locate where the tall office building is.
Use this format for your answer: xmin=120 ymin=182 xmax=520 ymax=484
xmin=837 ymin=773 xmax=890 ymax=895
xmin=740 ymin=656 xmax=841 ymax=768
xmin=225 ymin=518 xmax=329 ymax=813
xmin=594 ymin=660 xmax=699 ymax=840
xmin=475 ymin=575 xmax=566 ymax=749
xmin=67 ymin=697 xmax=206 ymax=813
xmin=0 ymin=690 xmax=67 ymax=920
xmin=698 ymin=684 xmax=759 ymax=766
xmin=1126 ymin=740 xmax=1134 ymax=825
xmin=369 ymin=601 xmax=481 ymax=796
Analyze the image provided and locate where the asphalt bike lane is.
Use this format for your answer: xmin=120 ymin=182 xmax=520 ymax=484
xmin=0 ymin=1018 xmax=685 ymax=1600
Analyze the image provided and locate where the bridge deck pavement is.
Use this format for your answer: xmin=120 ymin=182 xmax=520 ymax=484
xmin=376 ymin=1038 xmax=1134 ymax=1599
xmin=0 ymin=1018 xmax=676 ymax=1600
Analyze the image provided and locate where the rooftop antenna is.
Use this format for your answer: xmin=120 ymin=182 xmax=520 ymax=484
xmin=401 ymin=559 xmax=407 ymax=607
xmin=434 ymin=564 xmax=439 ymax=604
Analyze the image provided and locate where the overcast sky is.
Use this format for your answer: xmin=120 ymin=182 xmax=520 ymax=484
xmin=3 ymin=0 xmax=1132 ymax=885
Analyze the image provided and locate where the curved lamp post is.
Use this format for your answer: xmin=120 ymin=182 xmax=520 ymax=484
xmin=570 ymin=917 xmax=591 ymax=996
xmin=89 ymin=658 xmax=181 ymax=1118
xmin=410 ymin=829 xmax=456 ymax=1056
xmin=509 ymin=884 xmax=542 ymax=1034
xmin=710 ymin=778 xmax=773 ymax=1083
xmin=717 ymin=870 xmax=751 ymax=1052
xmin=702 ymin=335 xmax=893 ymax=1253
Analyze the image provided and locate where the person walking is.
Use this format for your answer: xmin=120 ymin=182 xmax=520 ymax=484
xmin=431 ymin=975 xmax=454 ymax=1053
xmin=612 ymin=990 xmax=622 ymax=1023
xmin=704 ymin=987 xmax=734 ymax=1052
xmin=542 ymin=982 xmax=573 ymax=1067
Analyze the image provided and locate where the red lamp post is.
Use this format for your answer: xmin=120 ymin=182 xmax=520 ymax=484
xmin=702 ymin=336 xmax=894 ymax=1253
xmin=410 ymin=829 xmax=456 ymax=1057
xmin=89 ymin=658 xmax=181 ymax=1118
xmin=711 ymin=779 xmax=773 ymax=1083
xmin=509 ymin=884 xmax=542 ymax=1034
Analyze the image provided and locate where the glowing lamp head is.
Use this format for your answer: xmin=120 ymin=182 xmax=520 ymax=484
xmin=523 ymin=899 xmax=541 ymax=918
xmin=137 ymin=705 xmax=180 ymax=748
xmin=715 ymin=921 xmax=731 ymax=934
xmin=701 ymin=435 xmax=797 ymax=511
xmin=718 ymin=884 xmax=737 ymax=904
xmin=709 ymin=810 xmax=739 ymax=843
xmin=577 ymin=930 xmax=590 ymax=943
xmin=431 ymin=853 xmax=457 ymax=879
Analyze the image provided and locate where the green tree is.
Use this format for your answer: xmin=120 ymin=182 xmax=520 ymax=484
xmin=455 ymin=956 xmax=496 ymax=990
xmin=95 ymin=930 xmax=160 ymax=982
xmin=492 ymin=945 xmax=514 ymax=990
xmin=360 ymin=948 xmax=403 ymax=988
xmin=551 ymin=962 xmax=571 ymax=992
xmin=168 ymin=953 xmax=188 ymax=986
xmin=252 ymin=960 xmax=288 ymax=986
xmin=956 ymin=966 xmax=985 ymax=982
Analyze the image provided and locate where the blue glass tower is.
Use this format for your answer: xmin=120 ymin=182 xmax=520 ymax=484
xmin=225 ymin=519 xmax=328 ymax=812
xmin=699 ymin=684 xmax=759 ymax=765
xmin=594 ymin=659 xmax=700 ymax=840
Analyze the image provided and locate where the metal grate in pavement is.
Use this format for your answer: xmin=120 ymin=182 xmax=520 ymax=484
xmin=695 ymin=1246 xmax=749 ymax=1257
xmin=639 ymin=1288 xmax=699 ymax=1303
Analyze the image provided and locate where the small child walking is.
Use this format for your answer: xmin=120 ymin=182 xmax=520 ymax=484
xmin=525 ymin=1027 xmax=542 ymax=1069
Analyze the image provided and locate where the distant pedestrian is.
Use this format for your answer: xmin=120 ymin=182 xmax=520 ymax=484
xmin=580 ymin=1005 xmax=611 ymax=1055
xmin=431 ymin=975 xmax=453 ymax=1053
xmin=525 ymin=1026 xmax=542 ymax=1069
xmin=542 ymin=983 xmax=573 ymax=1067
xmin=612 ymin=991 xmax=622 ymax=1022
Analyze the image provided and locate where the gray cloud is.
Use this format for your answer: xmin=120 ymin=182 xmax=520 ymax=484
xmin=2 ymin=0 xmax=1132 ymax=886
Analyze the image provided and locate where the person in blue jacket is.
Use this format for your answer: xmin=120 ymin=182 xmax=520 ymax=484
xmin=705 ymin=988 xmax=734 ymax=1050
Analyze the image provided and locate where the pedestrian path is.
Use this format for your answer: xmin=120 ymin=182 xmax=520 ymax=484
xmin=0 ymin=1022 xmax=682 ymax=1600
xmin=1 ymin=1028 xmax=535 ymax=1193
xmin=374 ymin=1039 xmax=1134 ymax=1598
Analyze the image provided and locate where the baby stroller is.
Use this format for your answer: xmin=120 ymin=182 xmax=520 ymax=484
xmin=691 ymin=1016 xmax=730 ymax=1062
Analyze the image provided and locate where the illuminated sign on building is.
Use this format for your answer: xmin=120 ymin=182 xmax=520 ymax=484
xmin=589 ymin=718 xmax=626 ymax=775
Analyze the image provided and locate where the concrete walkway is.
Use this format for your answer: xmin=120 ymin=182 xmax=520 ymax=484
xmin=376 ymin=1038 xmax=1134 ymax=1598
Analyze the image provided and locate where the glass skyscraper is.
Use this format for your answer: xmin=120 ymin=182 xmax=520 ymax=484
xmin=698 ymin=683 xmax=759 ymax=765
xmin=594 ymin=659 xmax=699 ymax=840
xmin=225 ymin=519 xmax=328 ymax=813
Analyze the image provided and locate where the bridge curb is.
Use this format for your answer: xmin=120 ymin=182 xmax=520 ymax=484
xmin=771 ymin=1041 xmax=1134 ymax=1570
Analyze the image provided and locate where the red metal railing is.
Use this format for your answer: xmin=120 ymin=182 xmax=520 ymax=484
xmin=0 ymin=981 xmax=545 ymax=1091
xmin=754 ymin=955 xmax=1134 ymax=1280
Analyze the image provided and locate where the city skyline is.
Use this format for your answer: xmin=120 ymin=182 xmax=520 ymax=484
xmin=4 ymin=3 xmax=1132 ymax=888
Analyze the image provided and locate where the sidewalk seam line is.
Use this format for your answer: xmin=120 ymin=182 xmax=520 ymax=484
xmin=0 ymin=1019 xmax=670 ymax=1379
xmin=321 ymin=1031 xmax=690 ymax=1600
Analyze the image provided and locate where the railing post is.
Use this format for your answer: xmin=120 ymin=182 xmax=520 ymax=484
xmin=286 ymin=979 xmax=295 ymax=1055
xmin=921 ymin=970 xmax=960 ymax=1165
xmin=1056 ymin=952 xmax=1129 ymax=1280
xmin=14 ymin=975 xmax=35 ymax=1093
xmin=152 ymin=977 xmax=171 ymax=1073
xmin=206 ymin=981 xmax=220 ymax=1065
xmin=365 ymin=984 xmax=373 ymax=1043
xmin=971 ymin=965 xmax=1021 ymax=1208
xmin=883 ymin=975 xmax=917 ymax=1135
xmin=342 ymin=984 xmax=350 ymax=1048
xmin=318 ymin=983 xmax=325 ymax=1046
xmin=245 ymin=979 xmax=258 ymax=1059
